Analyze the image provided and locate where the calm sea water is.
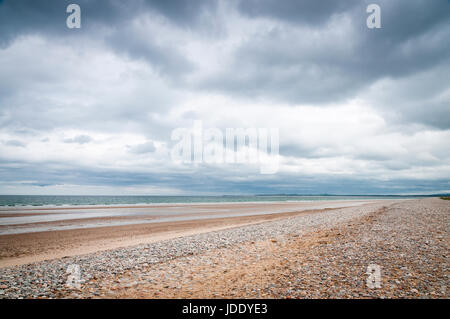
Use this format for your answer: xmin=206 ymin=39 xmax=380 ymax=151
xmin=0 ymin=195 xmax=421 ymax=207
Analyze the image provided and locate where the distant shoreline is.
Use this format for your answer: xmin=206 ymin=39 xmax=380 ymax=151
xmin=0 ymin=199 xmax=398 ymax=267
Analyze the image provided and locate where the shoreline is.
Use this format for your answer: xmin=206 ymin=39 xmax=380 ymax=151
xmin=0 ymin=200 xmax=399 ymax=266
xmin=0 ymin=199 xmax=380 ymax=236
xmin=0 ymin=196 xmax=418 ymax=211
xmin=0 ymin=207 xmax=337 ymax=268
xmin=0 ymin=198 xmax=447 ymax=299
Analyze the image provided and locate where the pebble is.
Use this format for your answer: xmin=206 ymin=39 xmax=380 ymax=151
xmin=0 ymin=198 xmax=448 ymax=299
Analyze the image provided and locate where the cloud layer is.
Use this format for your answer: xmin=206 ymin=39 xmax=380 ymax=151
xmin=0 ymin=0 xmax=449 ymax=195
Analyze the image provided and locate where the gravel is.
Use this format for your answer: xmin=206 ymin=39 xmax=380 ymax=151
xmin=0 ymin=199 xmax=448 ymax=299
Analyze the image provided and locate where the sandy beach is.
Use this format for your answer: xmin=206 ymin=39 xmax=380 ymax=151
xmin=0 ymin=198 xmax=448 ymax=298
xmin=0 ymin=207 xmax=339 ymax=267
xmin=0 ymin=200 xmax=371 ymax=266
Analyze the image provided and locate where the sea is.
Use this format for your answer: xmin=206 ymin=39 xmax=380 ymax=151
xmin=0 ymin=194 xmax=423 ymax=207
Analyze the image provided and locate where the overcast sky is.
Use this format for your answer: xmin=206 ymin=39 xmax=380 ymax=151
xmin=0 ymin=0 xmax=449 ymax=195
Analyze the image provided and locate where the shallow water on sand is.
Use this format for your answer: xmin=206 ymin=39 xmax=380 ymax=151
xmin=0 ymin=194 xmax=416 ymax=207
xmin=0 ymin=200 xmax=392 ymax=235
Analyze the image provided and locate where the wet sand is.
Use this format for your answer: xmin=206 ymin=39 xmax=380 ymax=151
xmin=0 ymin=200 xmax=372 ymax=235
xmin=0 ymin=205 xmax=345 ymax=267
xmin=0 ymin=200 xmax=377 ymax=268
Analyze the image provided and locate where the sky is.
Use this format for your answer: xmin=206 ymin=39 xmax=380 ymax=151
xmin=0 ymin=0 xmax=449 ymax=195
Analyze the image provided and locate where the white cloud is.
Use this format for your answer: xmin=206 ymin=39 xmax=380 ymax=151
xmin=0 ymin=0 xmax=449 ymax=195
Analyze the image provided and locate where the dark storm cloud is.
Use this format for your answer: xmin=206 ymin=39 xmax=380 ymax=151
xmin=0 ymin=0 xmax=124 ymax=47
xmin=2 ymin=0 xmax=447 ymax=113
xmin=0 ymin=0 xmax=213 ymax=76
xmin=0 ymin=0 xmax=217 ymax=45
xmin=105 ymin=26 xmax=195 ymax=76
xmin=193 ymin=0 xmax=450 ymax=129
xmin=237 ymin=0 xmax=361 ymax=25
xmin=365 ymin=62 xmax=450 ymax=129
xmin=197 ymin=0 xmax=450 ymax=129
xmin=356 ymin=0 xmax=450 ymax=79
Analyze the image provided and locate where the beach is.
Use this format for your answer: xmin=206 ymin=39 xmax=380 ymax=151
xmin=0 ymin=198 xmax=448 ymax=298
xmin=0 ymin=200 xmax=373 ymax=265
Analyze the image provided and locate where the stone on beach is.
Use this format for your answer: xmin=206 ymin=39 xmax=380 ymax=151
xmin=0 ymin=198 xmax=448 ymax=299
